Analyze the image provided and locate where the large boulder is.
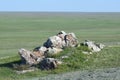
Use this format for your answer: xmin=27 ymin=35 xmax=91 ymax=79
xmin=43 ymin=35 xmax=63 ymax=48
xmin=18 ymin=48 xmax=47 ymax=65
xmin=18 ymin=48 xmax=37 ymax=65
xmin=57 ymin=31 xmax=67 ymax=41
xmin=43 ymin=31 xmax=79 ymax=49
xmin=33 ymin=46 xmax=47 ymax=58
xmin=64 ymin=33 xmax=78 ymax=47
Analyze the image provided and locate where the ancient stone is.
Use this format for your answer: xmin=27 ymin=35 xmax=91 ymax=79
xmin=18 ymin=31 xmax=79 ymax=69
xmin=18 ymin=48 xmax=37 ymax=65
xmin=81 ymin=40 xmax=105 ymax=52
xmin=43 ymin=35 xmax=63 ymax=48
xmin=44 ymin=31 xmax=78 ymax=49
xmin=18 ymin=48 xmax=48 ymax=67
xmin=57 ymin=31 xmax=67 ymax=41
xmin=33 ymin=46 xmax=47 ymax=57
xmin=64 ymin=33 xmax=78 ymax=47
xmin=39 ymin=58 xmax=61 ymax=70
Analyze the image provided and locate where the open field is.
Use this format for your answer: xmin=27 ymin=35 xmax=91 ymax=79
xmin=0 ymin=12 xmax=120 ymax=57
xmin=0 ymin=12 xmax=120 ymax=80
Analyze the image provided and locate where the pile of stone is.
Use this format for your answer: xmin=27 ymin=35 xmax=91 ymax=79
xmin=18 ymin=31 xmax=105 ymax=70
xmin=80 ymin=40 xmax=105 ymax=52
xmin=18 ymin=31 xmax=78 ymax=70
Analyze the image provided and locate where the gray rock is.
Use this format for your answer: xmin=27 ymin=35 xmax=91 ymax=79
xmin=18 ymin=48 xmax=37 ymax=65
xmin=64 ymin=33 xmax=78 ymax=47
xmin=57 ymin=31 xmax=67 ymax=41
xmin=18 ymin=48 xmax=46 ymax=66
xmin=44 ymin=31 xmax=79 ymax=49
xmin=44 ymin=36 xmax=63 ymax=48
xmin=18 ymin=31 xmax=78 ymax=68
xmin=81 ymin=40 xmax=105 ymax=52
xmin=39 ymin=58 xmax=61 ymax=70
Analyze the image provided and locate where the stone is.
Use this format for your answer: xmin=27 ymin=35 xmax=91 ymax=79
xmin=39 ymin=58 xmax=61 ymax=70
xmin=64 ymin=33 xmax=78 ymax=47
xmin=43 ymin=36 xmax=63 ymax=48
xmin=81 ymin=40 xmax=105 ymax=52
xmin=33 ymin=46 xmax=48 ymax=61
xmin=18 ymin=48 xmax=37 ymax=65
xmin=18 ymin=31 xmax=79 ymax=69
xmin=43 ymin=31 xmax=78 ymax=49
xmin=61 ymin=56 xmax=69 ymax=59
xmin=57 ymin=31 xmax=67 ymax=40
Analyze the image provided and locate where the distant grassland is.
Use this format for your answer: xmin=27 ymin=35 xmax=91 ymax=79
xmin=0 ymin=12 xmax=120 ymax=80
xmin=0 ymin=12 xmax=120 ymax=58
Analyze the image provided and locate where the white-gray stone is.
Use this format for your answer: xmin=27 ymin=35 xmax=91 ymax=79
xmin=82 ymin=40 xmax=105 ymax=52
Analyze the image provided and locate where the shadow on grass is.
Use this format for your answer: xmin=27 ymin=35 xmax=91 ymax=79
xmin=0 ymin=60 xmax=22 ymax=69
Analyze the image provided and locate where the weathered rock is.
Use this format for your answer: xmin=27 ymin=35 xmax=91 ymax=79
xmin=61 ymin=56 xmax=69 ymax=59
xmin=18 ymin=48 xmax=47 ymax=65
xmin=39 ymin=58 xmax=62 ymax=70
xmin=18 ymin=48 xmax=37 ymax=65
xmin=32 ymin=51 xmax=45 ymax=62
xmin=64 ymin=33 xmax=78 ymax=47
xmin=97 ymin=43 xmax=105 ymax=49
xmin=33 ymin=46 xmax=48 ymax=62
xmin=57 ymin=31 xmax=67 ymax=36
xmin=81 ymin=40 xmax=105 ymax=52
xmin=44 ymin=31 xmax=78 ymax=49
xmin=33 ymin=46 xmax=47 ymax=52
xmin=18 ymin=31 xmax=78 ymax=69
xmin=33 ymin=46 xmax=47 ymax=57
xmin=57 ymin=31 xmax=67 ymax=41
xmin=43 ymin=35 xmax=63 ymax=48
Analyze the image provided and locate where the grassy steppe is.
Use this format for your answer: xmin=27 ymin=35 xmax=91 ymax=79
xmin=0 ymin=12 xmax=120 ymax=80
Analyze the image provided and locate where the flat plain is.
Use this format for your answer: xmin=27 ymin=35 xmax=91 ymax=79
xmin=0 ymin=12 xmax=120 ymax=80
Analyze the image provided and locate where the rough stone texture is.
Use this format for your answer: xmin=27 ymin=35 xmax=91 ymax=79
xmin=57 ymin=31 xmax=67 ymax=41
xmin=33 ymin=46 xmax=47 ymax=57
xmin=18 ymin=31 xmax=105 ymax=70
xmin=43 ymin=31 xmax=78 ymax=49
xmin=42 ymin=31 xmax=79 ymax=56
xmin=81 ymin=40 xmax=105 ymax=52
xmin=39 ymin=58 xmax=61 ymax=70
xmin=43 ymin=36 xmax=63 ymax=48
xmin=18 ymin=48 xmax=37 ymax=65
xmin=18 ymin=31 xmax=106 ymax=71
xmin=18 ymin=48 xmax=46 ymax=66
xmin=64 ymin=33 xmax=78 ymax=47
xmin=18 ymin=48 xmax=62 ymax=70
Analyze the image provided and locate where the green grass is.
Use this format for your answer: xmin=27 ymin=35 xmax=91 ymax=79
xmin=0 ymin=12 xmax=120 ymax=80
xmin=0 ymin=46 xmax=120 ymax=80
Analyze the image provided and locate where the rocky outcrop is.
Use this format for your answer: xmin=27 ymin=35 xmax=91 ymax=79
xmin=18 ymin=31 xmax=79 ymax=70
xmin=18 ymin=31 xmax=105 ymax=70
xmin=18 ymin=48 xmax=38 ymax=65
xmin=43 ymin=31 xmax=78 ymax=49
xmin=81 ymin=40 xmax=105 ymax=52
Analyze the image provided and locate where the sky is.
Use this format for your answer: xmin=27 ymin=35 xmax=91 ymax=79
xmin=0 ymin=0 xmax=120 ymax=12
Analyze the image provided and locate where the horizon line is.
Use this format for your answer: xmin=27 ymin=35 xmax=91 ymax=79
xmin=0 ymin=11 xmax=120 ymax=13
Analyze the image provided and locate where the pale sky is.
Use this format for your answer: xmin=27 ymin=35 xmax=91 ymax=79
xmin=0 ymin=0 xmax=120 ymax=12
